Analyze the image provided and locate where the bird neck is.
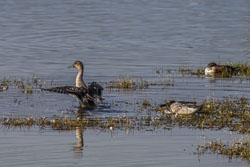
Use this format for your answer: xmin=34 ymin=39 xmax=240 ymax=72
xmin=76 ymin=67 xmax=86 ymax=88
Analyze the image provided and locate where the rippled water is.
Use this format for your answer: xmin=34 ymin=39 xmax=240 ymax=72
xmin=0 ymin=0 xmax=249 ymax=166
xmin=1 ymin=127 xmax=248 ymax=167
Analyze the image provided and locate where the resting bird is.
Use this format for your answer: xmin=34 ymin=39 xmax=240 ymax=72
xmin=205 ymin=62 xmax=239 ymax=76
xmin=160 ymin=101 xmax=202 ymax=115
xmin=42 ymin=61 xmax=103 ymax=108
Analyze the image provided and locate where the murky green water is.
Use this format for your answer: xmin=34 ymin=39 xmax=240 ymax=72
xmin=0 ymin=0 xmax=249 ymax=166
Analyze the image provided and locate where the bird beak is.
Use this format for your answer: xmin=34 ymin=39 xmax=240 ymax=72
xmin=68 ymin=64 xmax=74 ymax=68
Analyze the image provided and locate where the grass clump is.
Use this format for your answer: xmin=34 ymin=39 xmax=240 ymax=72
xmin=14 ymin=79 xmax=34 ymax=94
xmin=230 ymin=62 xmax=250 ymax=76
xmin=107 ymin=77 xmax=149 ymax=89
xmin=0 ymin=78 xmax=10 ymax=91
xmin=1 ymin=77 xmax=11 ymax=86
xmin=2 ymin=116 xmax=35 ymax=127
xmin=0 ymin=76 xmax=48 ymax=94
xmin=142 ymin=99 xmax=151 ymax=107
xmin=198 ymin=137 xmax=250 ymax=161
xmin=178 ymin=67 xmax=205 ymax=77
xmin=0 ymin=115 xmax=137 ymax=131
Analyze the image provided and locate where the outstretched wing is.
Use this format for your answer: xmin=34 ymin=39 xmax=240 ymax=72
xmin=41 ymin=86 xmax=93 ymax=102
xmin=87 ymin=82 xmax=104 ymax=100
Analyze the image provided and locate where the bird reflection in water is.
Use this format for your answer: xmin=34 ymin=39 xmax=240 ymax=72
xmin=74 ymin=127 xmax=84 ymax=151
xmin=73 ymin=108 xmax=87 ymax=156
xmin=72 ymin=105 xmax=112 ymax=156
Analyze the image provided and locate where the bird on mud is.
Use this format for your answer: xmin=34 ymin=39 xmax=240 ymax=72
xmin=42 ymin=61 xmax=103 ymax=108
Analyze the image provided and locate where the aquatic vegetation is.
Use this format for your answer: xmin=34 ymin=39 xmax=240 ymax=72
xmin=178 ymin=67 xmax=205 ymax=77
xmin=1 ymin=115 xmax=137 ymax=131
xmin=229 ymin=62 xmax=250 ymax=76
xmin=1 ymin=97 xmax=249 ymax=164
xmin=197 ymin=137 xmax=250 ymax=161
xmin=107 ymin=77 xmax=149 ymax=89
xmin=0 ymin=78 xmax=11 ymax=91
xmin=107 ymin=76 xmax=175 ymax=90
xmin=1 ymin=77 xmax=11 ymax=86
xmin=142 ymin=99 xmax=151 ymax=107
xmin=167 ymin=68 xmax=172 ymax=74
xmin=0 ymin=77 xmax=49 ymax=94
xmin=13 ymin=79 xmax=35 ymax=94
xmin=164 ymin=78 xmax=175 ymax=86
xmin=1 ymin=97 xmax=249 ymax=134
xmin=2 ymin=116 xmax=35 ymax=127
xmin=32 ymin=77 xmax=39 ymax=85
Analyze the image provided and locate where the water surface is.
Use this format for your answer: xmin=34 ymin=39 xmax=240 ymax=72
xmin=0 ymin=0 xmax=249 ymax=166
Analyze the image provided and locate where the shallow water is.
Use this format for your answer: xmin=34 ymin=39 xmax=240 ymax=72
xmin=0 ymin=0 xmax=249 ymax=166
xmin=0 ymin=127 xmax=248 ymax=167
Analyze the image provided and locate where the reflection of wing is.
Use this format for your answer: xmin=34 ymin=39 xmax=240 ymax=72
xmin=87 ymin=82 xmax=104 ymax=100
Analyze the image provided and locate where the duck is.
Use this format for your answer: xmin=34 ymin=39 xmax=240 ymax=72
xmin=42 ymin=61 xmax=103 ymax=108
xmin=160 ymin=101 xmax=202 ymax=115
xmin=205 ymin=62 xmax=238 ymax=76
